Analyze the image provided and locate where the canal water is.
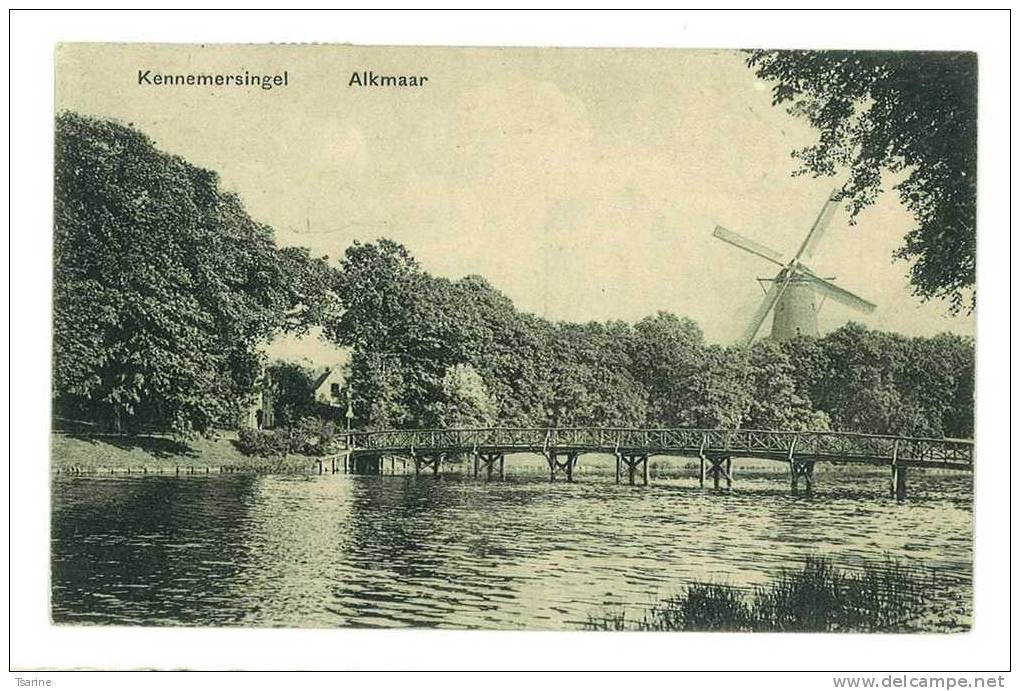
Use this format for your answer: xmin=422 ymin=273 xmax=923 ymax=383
xmin=51 ymin=458 xmax=972 ymax=629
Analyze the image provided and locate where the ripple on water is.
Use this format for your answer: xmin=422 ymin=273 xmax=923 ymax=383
xmin=51 ymin=465 xmax=973 ymax=629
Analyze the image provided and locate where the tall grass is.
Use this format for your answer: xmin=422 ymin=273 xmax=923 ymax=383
xmin=586 ymin=557 xmax=950 ymax=632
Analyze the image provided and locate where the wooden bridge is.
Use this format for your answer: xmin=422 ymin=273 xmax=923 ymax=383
xmin=327 ymin=427 xmax=974 ymax=500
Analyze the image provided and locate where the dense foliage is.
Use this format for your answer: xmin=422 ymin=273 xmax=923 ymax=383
xmin=264 ymin=362 xmax=325 ymax=428
xmin=747 ymin=50 xmax=977 ymax=313
xmin=326 ymin=240 xmax=973 ymax=439
xmin=587 ymin=557 xmax=947 ymax=633
xmin=53 ymin=114 xmax=973 ymax=441
xmin=53 ymin=113 xmax=325 ymax=433
xmin=236 ymin=416 xmax=336 ymax=457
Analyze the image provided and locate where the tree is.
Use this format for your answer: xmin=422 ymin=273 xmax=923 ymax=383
xmin=897 ymin=333 xmax=974 ymax=438
xmin=425 ymin=363 xmax=497 ymax=428
xmin=436 ymin=276 xmax=553 ymax=426
xmin=628 ymin=312 xmax=706 ymax=426
xmin=743 ymin=339 xmax=829 ymax=431
xmin=545 ymin=321 xmax=648 ymax=427
xmin=778 ymin=335 xmax=831 ymax=413
xmin=682 ymin=345 xmax=753 ymax=429
xmin=265 ymin=361 xmax=319 ymax=428
xmin=811 ymin=323 xmax=920 ymax=435
xmin=326 ymin=239 xmax=435 ymax=427
xmin=346 ymin=350 xmax=411 ymax=430
xmin=776 ymin=324 xmax=975 ymax=438
xmin=747 ymin=50 xmax=977 ymax=312
xmin=798 ymin=323 xmax=974 ymax=438
xmin=946 ymin=342 xmax=975 ymax=439
xmin=325 ymin=241 xmax=559 ymax=428
xmin=276 ymin=246 xmax=339 ymax=336
xmin=324 ymin=239 xmax=973 ymax=438
xmin=327 ymin=239 xmax=424 ymax=351
xmin=628 ymin=313 xmax=753 ymax=428
xmin=53 ymin=113 xmax=300 ymax=433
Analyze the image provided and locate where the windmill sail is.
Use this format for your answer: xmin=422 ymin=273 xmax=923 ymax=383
xmin=804 ymin=274 xmax=877 ymax=313
xmin=714 ymin=187 xmax=876 ymax=345
xmin=794 ymin=188 xmax=841 ymax=261
xmin=741 ymin=269 xmax=791 ymax=345
xmin=713 ymin=226 xmax=786 ymax=267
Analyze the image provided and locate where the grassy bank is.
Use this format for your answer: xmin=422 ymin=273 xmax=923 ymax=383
xmin=586 ymin=557 xmax=969 ymax=633
xmin=51 ymin=431 xmax=321 ymax=474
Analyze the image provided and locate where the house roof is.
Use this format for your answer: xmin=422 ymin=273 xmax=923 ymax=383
xmin=311 ymin=368 xmax=333 ymax=391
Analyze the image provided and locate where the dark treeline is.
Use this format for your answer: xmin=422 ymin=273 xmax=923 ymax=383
xmin=52 ymin=113 xmax=974 ymax=439
xmin=330 ymin=240 xmax=973 ymax=439
xmin=53 ymin=113 xmax=331 ymax=434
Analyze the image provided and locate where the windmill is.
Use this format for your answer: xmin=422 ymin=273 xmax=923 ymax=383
xmin=713 ymin=189 xmax=877 ymax=345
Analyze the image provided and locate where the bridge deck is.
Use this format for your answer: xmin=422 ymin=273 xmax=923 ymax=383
xmin=343 ymin=427 xmax=973 ymax=471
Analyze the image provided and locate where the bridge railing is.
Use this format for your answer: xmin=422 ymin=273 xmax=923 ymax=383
xmin=344 ymin=427 xmax=973 ymax=468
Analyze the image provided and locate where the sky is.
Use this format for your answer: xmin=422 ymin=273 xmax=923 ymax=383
xmin=55 ymin=44 xmax=974 ymax=365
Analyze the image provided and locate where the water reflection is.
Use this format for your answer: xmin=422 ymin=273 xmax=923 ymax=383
xmin=51 ymin=460 xmax=972 ymax=629
xmin=52 ymin=475 xmax=261 ymax=625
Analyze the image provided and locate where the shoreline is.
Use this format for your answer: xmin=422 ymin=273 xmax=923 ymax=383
xmin=50 ymin=432 xmax=971 ymax=479
xmin=51 ymin=431 xmax=321 ymax=475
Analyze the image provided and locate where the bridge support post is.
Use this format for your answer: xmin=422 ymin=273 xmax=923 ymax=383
xmin=475 ymin=452 xmax=504 ymax=481
xmin=617 ymin=453 xmax=649 ymax=486
xmin=411 ymin=452 xmax=445 ymax=477
xmin=699 ymin=455 xmax=706 ymax=488
xmin=790 ymin=459 xmax=815 ymax=495
xmin=545 ymin=451 xmax=579 ymax=482
xmin=891 ymin=465 xmax=907 ymax=501
xmin=704 ymin=455 xmax=732 ymax=490
xmin=499 ymin=455 xmax=505 ymax=480
xmin=348 ymin=454 xmax=381 ymax=475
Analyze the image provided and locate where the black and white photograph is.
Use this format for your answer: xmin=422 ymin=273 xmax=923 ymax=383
xmin=7 ymin=8 xmax=1012 ymax=679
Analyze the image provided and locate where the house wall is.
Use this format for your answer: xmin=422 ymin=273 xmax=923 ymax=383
xmin=314 ymin=369 xmax=346 ymax=407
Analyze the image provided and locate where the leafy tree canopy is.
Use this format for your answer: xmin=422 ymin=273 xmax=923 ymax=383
xmin=325 ymin=240 xmax=973 ymax=439
xmin=745 ymin=339 xmax=830 ymax=432
xmin=427 ymin=363 xmax=498 ymax=428
xmin=747 ymin=50 xmax=977 ymax=312
xmin=265 ymin=361 xmax=319 ymax=429
xmin=53 ymin=113 xmax=314 ymax=433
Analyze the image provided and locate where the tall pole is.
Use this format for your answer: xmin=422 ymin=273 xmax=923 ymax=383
xmin=345 ymin=399 xmax=354 ymax=450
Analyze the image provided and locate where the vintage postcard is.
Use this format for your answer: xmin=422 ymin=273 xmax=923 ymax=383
xmin=51 ymin=43 xmax=976 ymax=634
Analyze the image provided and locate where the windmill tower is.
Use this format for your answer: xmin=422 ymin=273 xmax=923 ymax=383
xmin=713 ymin=189 xmax=877 ymax=345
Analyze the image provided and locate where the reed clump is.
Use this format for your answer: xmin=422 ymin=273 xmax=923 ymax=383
xmin=587 ymin=557 xmax=952 ymax=633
